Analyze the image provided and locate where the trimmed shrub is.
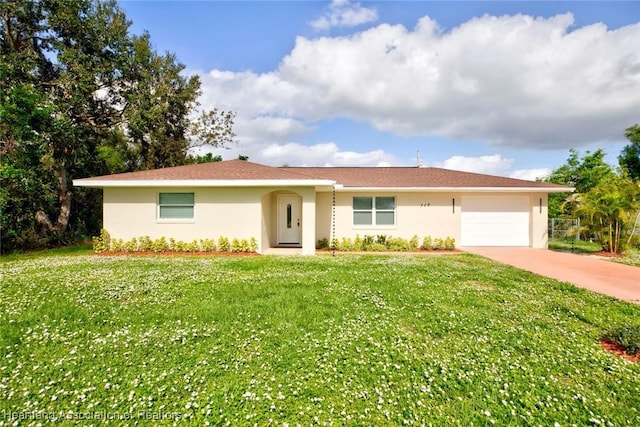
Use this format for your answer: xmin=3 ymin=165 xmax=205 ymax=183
xmin=366 ymin=243 xmax=387 ymax=252
xmin=410 ymin=235 xmax=420 ymax=251
xmin=317 ymin=238 xmax=330 ymax=250
xmin=92 ymin=231 xmax=257 ymax=254
xmin=138 ymin=236 xmax=153 ymax=251
xmin=200 ymin=238 xmax=216 ymax=252
xmin=110 ymin=238 xmax=124 ymax=252
xmin=603 ymin=324 xmax=640 ymax=355
xmin=330 ymin=238 xmax=339 ymax=250
xmin=339 ymin=237 xmax=357 ymax=251
xmin=444 ymin=237 xmax=456 ymax=250
xmin=421 ymin=236 xmax=433 ymax=251
xmin=151 ymin=237 xmax=168 ymax=252
xmin=353 ymin=235 xmax=364 ymax=251
xmin=388 ymin=237 xmax=412 ymax=251
xmin=92 ymin=229 xmax=110 ymax=253
xmin=187 ymin=240 xmax=200 ymax=252
xmin=249 ymin=237 xmax=258 ymax=253
xmin=433 ymin=238 xmax=445 ymax=250
xmin=218 ymin=236 xmax=230 ymax=252
xmin=124 ymin=237 xmax=138 ymax=252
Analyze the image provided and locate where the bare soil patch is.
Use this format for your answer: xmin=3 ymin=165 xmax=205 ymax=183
xmin=600 ymin=339 xmax=640 ymax=363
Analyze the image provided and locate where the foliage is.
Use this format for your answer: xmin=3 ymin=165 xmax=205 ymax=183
xmin=92 ymin=229 xmax=111 ymax=253
xmin=92 ymin=232 xmax=256 ymax=253
xmin=200 ymin=238 xmax=217 ymax=252
xmin=217 ymin=236 xmax=230 ymax=252
xmin=619 ymin=124 xmax=640 ymax=181
xmin=1 ymin=254 xmax=639 ymax=425
xmin=0 ymin=0 xmax=235 ymax=253
xmin=321 ymin=235 xmax=455 ymax=252
xmin=603 ymin=324 xmax=640 ymax=355
xmin=187 ymin=153 xmax=222 ymax=164
xmin=421 ymin=236 xmax=433 ymax=250
xmin=568 ymin=175 xmax=640 ymax=254
xmin=317 ymin=238 xmax=330 ymax=250
xmin=544 ymin=149 xmax=614 ymax=218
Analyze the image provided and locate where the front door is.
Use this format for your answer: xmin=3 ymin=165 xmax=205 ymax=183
xmin=278 ymin=195 xmax=302 ymax=245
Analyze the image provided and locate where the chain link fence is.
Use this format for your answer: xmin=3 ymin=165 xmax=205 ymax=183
xmin=549 ymin=218 xmax=580 ymax=241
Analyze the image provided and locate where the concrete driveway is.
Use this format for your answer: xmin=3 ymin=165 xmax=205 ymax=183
xmin=464 ymin=247 xmax=640 ymax=305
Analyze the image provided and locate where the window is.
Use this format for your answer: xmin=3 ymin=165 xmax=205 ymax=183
xmin=158 ymin=193 xmax=194 ymax=219
xmin=353 ymin=196 xmax=395 ymax=226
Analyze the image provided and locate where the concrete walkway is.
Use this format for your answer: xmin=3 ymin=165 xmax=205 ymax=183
xmin=464 ymin=247 xmax=640 ymax=305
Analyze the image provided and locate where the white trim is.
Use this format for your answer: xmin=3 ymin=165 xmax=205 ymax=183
xmin=352 ymin=196 xmax=396 ymax=227
xmin=157 ymin=191 xmax=195 ymax=221
xmin=332 ymin=186 xmax=573 ymax=193
xmin=74 ymin=179 xmax=571 ymax=194
xmin=73 ymin=179 xmax=335 ymax=188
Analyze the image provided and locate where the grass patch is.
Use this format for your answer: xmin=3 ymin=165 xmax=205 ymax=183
xmin=549 ymin=239 xmax=640 ymax=267
xmin=1 ymin=253 xmax=639 ymax=425
xmin=609 ymin=248 xmax=640 ymax=268
xmin=0 ymin=243 xmax=93 ymax=261
xmin=548 ymin=238 xmax=602 ymax=254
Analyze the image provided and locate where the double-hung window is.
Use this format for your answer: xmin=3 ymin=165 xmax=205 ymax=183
xmin=158 ymin=193 xmax=194 ymax=219
xmin=353 ymin=196 xmax=395 ymax=226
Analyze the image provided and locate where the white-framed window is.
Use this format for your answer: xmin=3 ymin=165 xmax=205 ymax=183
xmin=158 ymin=192 xmax=194 ymax=219
xmin=353 ymin=196 xmax=395 ymax=226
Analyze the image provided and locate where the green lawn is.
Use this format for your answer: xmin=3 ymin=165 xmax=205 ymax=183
xmin=1 ymin=253 xmax=639 ymax=425
xmin=549 ymin=238 xmax=640 ymax=267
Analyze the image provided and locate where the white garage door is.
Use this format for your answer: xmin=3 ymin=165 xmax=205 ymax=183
xmin=461 ymin=196 xmax=530 ymax=246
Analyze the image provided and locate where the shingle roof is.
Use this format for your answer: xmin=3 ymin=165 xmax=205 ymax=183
xmin=281 ymin=166 xmax=567 ymax=189
xmin=74 ymin=159 xmax=569 ymax=190
xmin=77 ymin=159 xmax=320 ymax=181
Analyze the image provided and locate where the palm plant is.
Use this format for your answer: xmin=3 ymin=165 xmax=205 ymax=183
xmin=566 ymin=176 xmax=639 ymax=254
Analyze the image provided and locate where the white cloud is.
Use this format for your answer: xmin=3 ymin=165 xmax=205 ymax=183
xmin=433 ymin=155 xmax=552 ymax=181
xmin=203 ymin=141 xmax=398 ymax=167
xmin=311 ymin=0 xmax=378 ymax=31
xmin=435 ymin=154 xmax=513 ymax=175
xmin=509 ymin=168 xmax=552 ymax=181
xmin=198 ymin=13 xmax=640 ymax=153
xmin=258 ymin=141 xmax=395 ymax=166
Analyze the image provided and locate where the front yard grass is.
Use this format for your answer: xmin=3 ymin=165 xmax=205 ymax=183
xmin=1 ymin=253 xmax=639 ymax=425
xmin=549 ymin=238 xmax=640 ymax=267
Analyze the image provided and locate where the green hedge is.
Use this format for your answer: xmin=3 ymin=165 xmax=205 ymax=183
xmin=92 ymin=229 xmax=258 ymax=254
xmin=317 ymin=234 xmax=456 ymax=252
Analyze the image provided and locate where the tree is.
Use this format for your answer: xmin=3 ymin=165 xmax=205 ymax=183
xmin=188 ymin=153 xmax=222 ymax=164
xmin=619 ymin=124 xmax=640 ymax=181
xmin=569 ymin=175 xmax=640 ymax=254
xmin=544 ymin=148 xmax=614 ymax=218
xmin=0 ymin=0 xmax=234 ymax=252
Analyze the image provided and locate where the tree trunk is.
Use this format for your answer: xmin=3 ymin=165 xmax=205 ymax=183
xmin=34 ymin=163 xmax=72 ymax=234
xmin=54 ymin=164 xmax=72 ymax=233
xmin=627 ymin=211 xmax=640 ymax=248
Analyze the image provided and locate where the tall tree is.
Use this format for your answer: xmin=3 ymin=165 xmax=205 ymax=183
xmin=619 ymin=124 xmax=640 ymax=181
xmin=569 ymin=175 xmax=640 ymax=254
xmin=544 ymin=148 xmax=614 ymax=218
xmin=0 ymin=0 xmax=234 ymax=252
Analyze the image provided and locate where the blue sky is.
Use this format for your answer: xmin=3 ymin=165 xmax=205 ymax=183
xmin=118 ymin=1 xmax=640 ymax=179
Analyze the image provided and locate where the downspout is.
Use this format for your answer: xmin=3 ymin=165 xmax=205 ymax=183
xmin=332 ymin=184 xmax=336 ymax=257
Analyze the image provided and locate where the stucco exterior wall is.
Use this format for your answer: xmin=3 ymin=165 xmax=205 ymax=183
xmin=103 ymin=187 xmax=549 ymax=252
xmin=316 ymin=190 xmax=549 ymax=248
xmin=530 ymin=193 xmax=549 ymax=249
xmin=315 ymin=191 xmax=461 ymax=244
xmin=103 ymin=187 xmax=264 ymax=244
xmin=103 ymin=186 xmax=319 ymax=255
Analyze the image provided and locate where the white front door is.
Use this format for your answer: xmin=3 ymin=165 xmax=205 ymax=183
xmin=278 ymin=195 xmax=302 ymax=245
